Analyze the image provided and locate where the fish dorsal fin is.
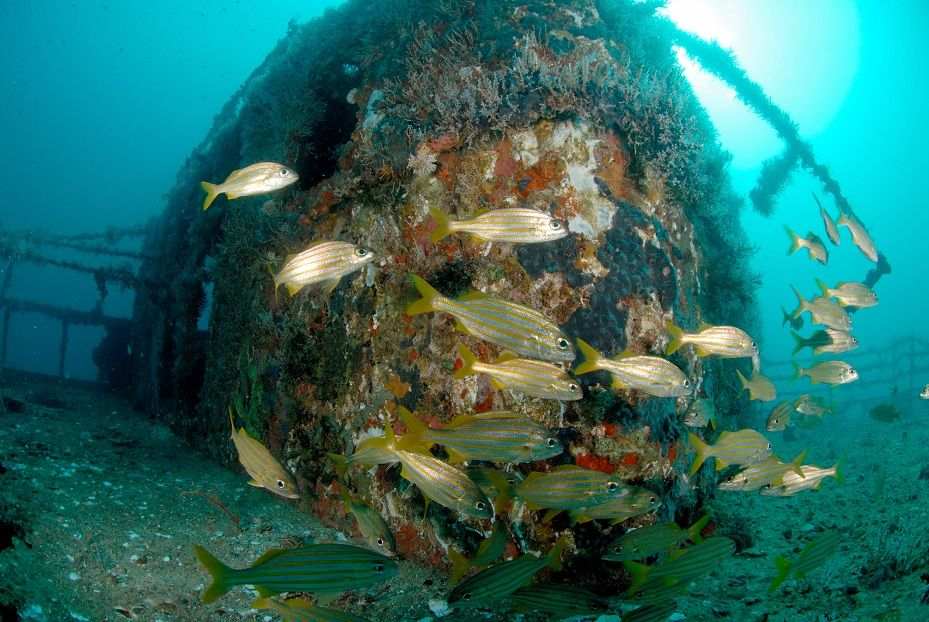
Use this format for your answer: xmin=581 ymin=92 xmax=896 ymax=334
xmin=613 ymin=349 xmax=636 ymax=360
xmin=458 ymin=290 xmax=488 ymax=301
xmin=495 ymin=351 xmax=519 ymax=363
xmin=446 ymin=414 xmax=476 ymax=428
xmin=553 ymin=464 xmax=583 ymax=472
xmin=254 ymin=548 xmax=289 ymax=566
xmin=698 ymin=321 xmax=713 ymax=331
xmin=717 ymin=431 xmax=730 ymax=440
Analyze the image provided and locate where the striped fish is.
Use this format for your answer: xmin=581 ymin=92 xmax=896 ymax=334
xmin=448 ymin=521 xmax=509 ymax=586
xmin=736 ymin=369 xmax=776 ymax=402
xmin=603 ymin=516 xmax=709 ymax=562
xmin=683 ymin=398 xmax=717 ymax=429
xmin=516 ymin=465 xmax=625 ymax=511
xmin=762 ymin=462 xmax=843 ymax=497
xmin=785 ymin=226 xmax=828 ymax=264
xmin=837 ymin=212 xmax=878 ymax=262
xmin=790 ymin=286 xmax=851 ymax=331
xmin=666 ymin=321 xmax=757 ymax=360
xmin=794 ymin=394 xmax=830 ymax=417
xmin=766 ymin=401 xmax=794 ymax=432
xmin=568 ymin=486 xmax=661 ymax=525
xmin=394 ymin=450 xmax=493 ymax=519
xmin=687 ymin=430 xmax=772 ymax=476
xmin=406 ymin=275 xmax=574 ymax=362
xmin=251 ymin=597 xmax=372 ymax=622
xmin=429 ymin=206 xmax=568 ymax=244
xmin=574 ymin=338 xmax=691 ymax=398
xmin=626 ymin=537 xmax=735 ymax=597
xmin=193 ymin=543 xmax=397 ymax=603
xmin=339 ymin=490 xmax=396 ymax=556
xmin=326 ymin=424 xmax=407 ymax=477
xmin=397 ymin=407 xmax=563 ymax=465
xmin=200 ymin=162 xmax=298 ymax=211
xmin=454 ymin=344 xmax=581 ymax=401
xmin=818 ymin=328 xmax=858 ymax=354
xmin=769 ymin=530 xmax=841 ymax=591
xmin=510 ymin=584 xmax=607 ymax=618
xmin=813 ymin=193 xmax=841 ymax=245
xmin=794 ymin=360 xmax=858 ymax=385
xmin=718 ymin=451 xmax=806 ymax=492
xmin=816 ymin=279 xmax=878 ymax=308
xmin=448 ymin=536 xmax=567 ymax=608
xmin=273 ymin=241 xmax=374 ymax=297
xmin=229 ymin=411 xmax=299 ymax=499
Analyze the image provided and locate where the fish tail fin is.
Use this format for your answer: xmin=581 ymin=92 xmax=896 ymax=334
xmin=546 ymin=534 xmax=569 ymax=571
xmin=792 ymin=361 xmax=804 ymax=380
xmin=484 ymin=469 xmax=515 ymax=508
xmin=454 ymin=344 xmax=478 ymax=379
xmin=665 ymin=321 xmax=685 ymax=355
xmin=769 ymin=556 xmax=792 ymax=592
xmin=327 ymin=453 xmax=349 ymax=478
xmin=200 ymin=181 xmax=221 ymax=211
xmin=429 ymin=207 xmax=453 ymax=243
xmin=815 ymin=278 xmax=830 ymax=298
xmin=736 ymin=369 xmax=749 ymax=393
xmin=574 ymin=338 xmax=602 ymax=375
xmin=790 ymin=285 xmax=807 ymax=315
xmin=406 ymin=274 xmax=442 ymax=316
xmin=833 ymin=457 xmax=845 ymax=484
xmin=836 ymin=211 xmax=849 ymax=226
xmin=395 ymin=406 xmax=432 ymax=453
xmin=687 ymin=513 xmax=711 ymax=544
xmin=448 ymin=548 xmax=471 ymax=586
xmin=781 ymin=306 xmax=792 ymax=327
xmin=194 ymin=545 xmax=233 ymax=603
xmin=790 ymin=450 xmax=807 ymax=477
xmin=790 ymin=331 xmax=806 ymax=355
xmin=687 ymin=432 xmax=710 ymax=476
xmin=623 ymin=560 xmax=651 ymax=595
xmin=784 ymin=225 xmax=800 ymax=255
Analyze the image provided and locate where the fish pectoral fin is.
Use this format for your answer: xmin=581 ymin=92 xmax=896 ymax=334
xmin=253 ymin=548 xmax=289 ymax=565
xmin=695 ymin=345 xmax=711 ymax=357
xmin=247 ymin=479 xmax=264 ymax=488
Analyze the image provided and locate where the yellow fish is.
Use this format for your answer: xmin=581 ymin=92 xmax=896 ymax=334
xmin=455 ymin=344 xmax=581 ymax=401
xmin=575 ymin=338 xmax=691 ymax=397
xmin=762 ymin=462 xmax=843 ymax=496
xmin=430 ymin=206 xmax=568 ymax=244
xmin=666 ymin=322 xmax=757 ymax=361
xmin=736 ymin=369 xmax=776 ymax=402
xmin=816 ymin=279 xmax=877 ymax=309
xmin=229 ymin=411 xmax=299 ymax=499
xmin=406 ymin=274 xmax=574 ymax=362
xmin=201 ymin=162 xmax=298 ymax=210
xmin=837 ymin=212 xmax=878 ymax=262
xmin=812 ymin=193 xmax=840 ymax=245
xmin=794 ymin=360 xmax=858 ymax=385
xmin=274 ymin=241 xmax=374 ymax=297
xmin=394 ymin=449 xmax=494 ymax=519
xmin=785 ymin=226 xmax=828 ymax=264
xmin=687 ymin=430 xmax=772 ymax=475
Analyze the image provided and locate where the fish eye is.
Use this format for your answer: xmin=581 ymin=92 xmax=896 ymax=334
xmin=606 ymin=481 xmax=619 ymax=492
xmin=683 ymin=379 xmax=690 ymax=387
xmin=355 ymin=247 xmax=368 ymax=257
xmin=475 ymin=501 xmax=487 ymax=512
xmin=550 ymin=219 xmax=562 ymax=230
xmin=557 ymin=338 xmax=569 ymax=350
xmin=568 ymin=383 xmax=578 ymax=391
xmin=373 ymin=563 xmax=385 ymax=572
xmin=276 ymin=479 xmax=286 ymax=489
xmin=649 ymin=496 xmax=656 ymax=503
xmin=766 ymin=443 xmax=772 ymax=450
xmin=279 ymin=168 xmax=289 ymax=176
xmin=377 ymin=537 xmax=385 ymax=546
xmin=463 ymin=593 xmax=472 ymax=601
xmin=545 ymin=437 xmax=558 ymax=448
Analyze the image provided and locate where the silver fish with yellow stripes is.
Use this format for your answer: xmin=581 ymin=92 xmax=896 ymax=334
xmin=819 ymin=328 xmax=859 ymax=354
xmin=229 ymin=411 xmax=299 ymax=499
xmin=454 ymin=344 xmax=581 ymax=401
xmin=683 ymin=398 xmax=717 ymax=429
xmin=339 ymin=489 xmax=396 ymax=556
xmin=794 ymin=394 xmax=831 ymax=417
xmin=666 ymin=321 xmax=758 ymax=361
xmin=406 ymin=274 xmax=574 ymax=362
xmin=816 ymin=279 xmax=878 ymax=309
xmin=718 ymin=451 xmax=806 ymax=492
xmin=200 ymin=162 xmax=298 ymax=211
xmin=274 ymin=241 xmax=374 ymax=297
xmin=574 ymin=338 xmax=691 ymax=397
xmin=762 ymin=461 xmax=843 ymax=497
xmin=194 ymin=543 xmax=397 ymax=603
xmin=812 ymin=193 xmax=841 ymax=245
xmin=736 ymin=369 xmax=776 ymax=402
xmin=511 ymin=584 xmax=607 ymax=619
xmin=766 ymin=400 xmax=794 ymax=432
xmin=795 ymin=360 xmax=858 ymax=385
xmin=687 ymin=430 xmax=772 ymax=475
xmin=568 ymin=487 xmax=661 ymax=525
xmin=624 ymin=537 xmax=735 ymax=603
xmin=327 ymin=424 xmax=411 ymax=477
xmin=429 ymin=206 xmax=568 ymax=244
xmin=769 ymin=530 xmax=840 ymax=591
xmin=397 ymin=407 xmax=563 ymax=465
xmin=790 ymin=286 xmax=851 ymax=331
xmin=252 ymin=597 xmax=372 ymax=622
xmin=837 ymin=212 xmax=879 ymax=262
xmin=785 ymin=226 xmax=828 ymax=264
xmin=394 ymin=449 xmax=493 ymax=519
xmin=603 ymin=515 xmax=710 ymax=562
xmin=516 ymin=464 xmax=625 ymax=511
xmin=448 ymin=536 xmax=568 ymax=608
